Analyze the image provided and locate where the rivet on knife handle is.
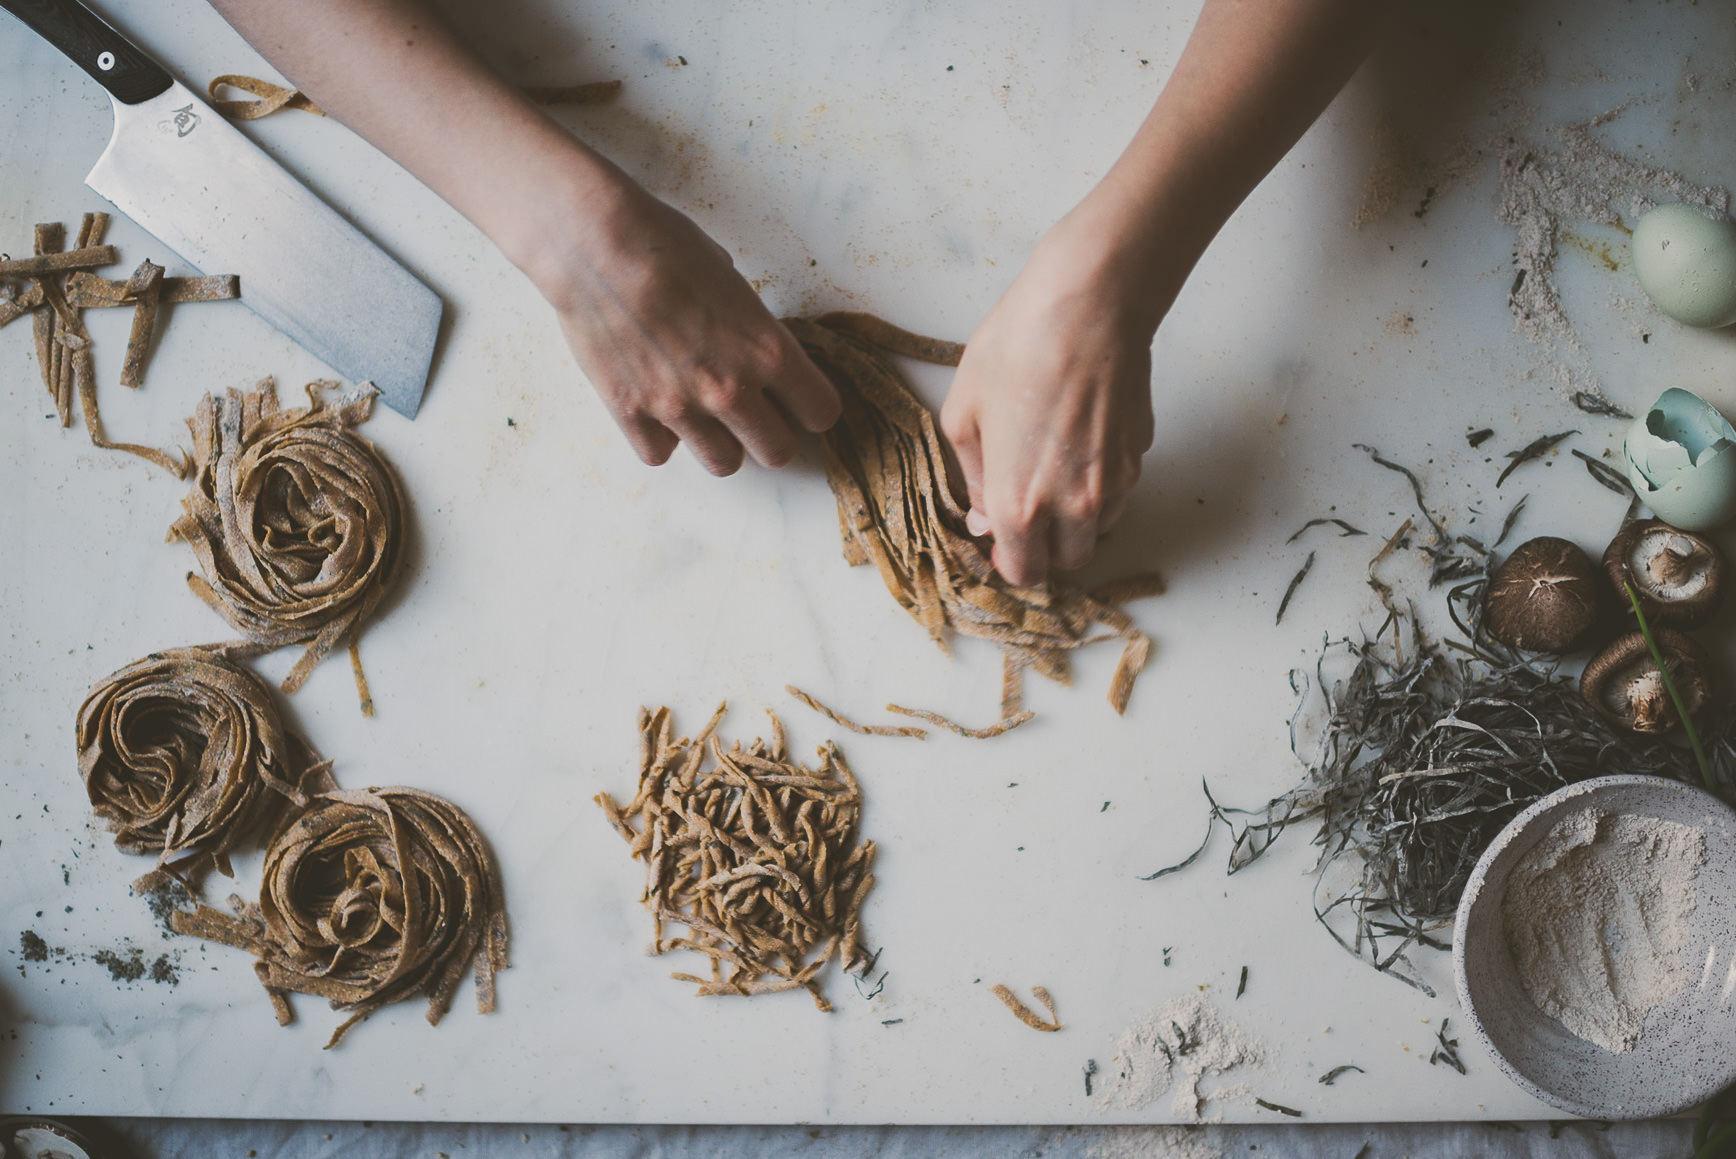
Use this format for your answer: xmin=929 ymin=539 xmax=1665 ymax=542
xmin=0 ymin=0 xmax=171 ymax=104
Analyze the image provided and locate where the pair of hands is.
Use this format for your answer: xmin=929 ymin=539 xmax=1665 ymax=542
xmin=550 ymin=177 xmax=1154 ymax=588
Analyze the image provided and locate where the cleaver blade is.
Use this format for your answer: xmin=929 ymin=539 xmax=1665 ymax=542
xmin=2 ymin=0 xmax=441 ymax=418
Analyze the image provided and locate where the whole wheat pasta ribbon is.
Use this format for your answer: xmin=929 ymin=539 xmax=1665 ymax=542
xmin=784 ymin=313 xmax=1165 ymax=714
xmin=171 ymin=786 xmax=509 ymax=1048
xmin=170 ymin=379 xmax=406 ymax=708
xmin=207 ymin=74 xmax=326 ymax=119
xmin=76 ymin=646 xmax=320 ymax=887
xmin=596 ymin=705 xmax=875 ymax=1012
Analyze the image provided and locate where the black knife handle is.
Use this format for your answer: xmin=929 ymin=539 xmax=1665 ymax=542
xmin=1 ymin=0 xmax=172 ymax=104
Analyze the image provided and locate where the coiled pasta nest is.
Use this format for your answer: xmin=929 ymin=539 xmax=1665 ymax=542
xmin=76 ymin=646 xmax=316 ymax=884
xmin=172 ymin=785 xmax=509 ymax=1047
xmin=171 ymin=379 xmax=406 ymax=705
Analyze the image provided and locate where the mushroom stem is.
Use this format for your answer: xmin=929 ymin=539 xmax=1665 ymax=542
xmin=1653 ymin=542 xmax=1703 ymax=589
xmin=1622 ymin=582 xmax=1713 ymax=791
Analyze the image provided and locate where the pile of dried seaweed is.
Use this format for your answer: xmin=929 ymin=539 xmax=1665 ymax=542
xmin=171 ymin=785 xmax=509 ymax=1048
xmin=1157 ymin=446 xmax=1732 ymax=994
xmin=0 ymin=213 xmax=237 ymax=474
xmin=786 ymin=312 xmax=1165 ymax=716
xmin=596 ymin=704 xmax=875 ymax=1011
xmin=170 ymin=378 xmax=406 ymax=710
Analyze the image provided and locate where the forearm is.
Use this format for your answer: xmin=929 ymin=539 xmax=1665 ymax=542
xmin=1072 ymin=0 xmax=1388 ymax=331
xmin=204 ymin=0 xmax=621 ymax=293
xmin=206 ymin=0 xmax=841 ymax=474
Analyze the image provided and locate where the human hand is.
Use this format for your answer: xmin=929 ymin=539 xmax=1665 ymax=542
xmin=941 ymin=219 xmax=1157 ymax=587
xmin=534 ymin=175 xmax=840 ymax=475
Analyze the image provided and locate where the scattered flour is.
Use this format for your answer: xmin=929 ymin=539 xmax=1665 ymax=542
xmin=1494 ymin=108 xmax=1728 ymax=405
xmin=1502 ymin=808 xmax=1706 ymax=1053
xmin=1355 ymin=49 xmax=1731 ymax=410
xmin=1099 ymin=993 xmax=1265 ymax=1121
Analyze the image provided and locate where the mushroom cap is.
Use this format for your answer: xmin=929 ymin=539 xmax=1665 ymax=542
xmin=1484 ymin=536 xmax=1600 ymax=653
xmin=1602 ymin=518 xmax=1726 ymax=628
xmin=1579 ymin=628 xmax=1711 ymax=734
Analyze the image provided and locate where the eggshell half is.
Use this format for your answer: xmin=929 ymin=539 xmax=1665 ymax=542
xmin=1631 ymin=203 xmax=1736 ymax=329
xmin=1624 ymin=387 xmax=1736 ymax=530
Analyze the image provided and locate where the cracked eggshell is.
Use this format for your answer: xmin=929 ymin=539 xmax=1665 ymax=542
xmin=1631 ymin=202 xmax=1736 ymax=329
xmin=1624 ymin=388 xmax=1736 ymax=530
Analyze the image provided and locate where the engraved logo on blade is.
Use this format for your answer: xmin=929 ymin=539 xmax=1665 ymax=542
xmin=160 ymin=104 xmax=200 ymax=138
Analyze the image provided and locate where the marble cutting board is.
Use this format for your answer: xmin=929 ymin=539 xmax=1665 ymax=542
xmin=2 ymin=0 xmax=1734 ymax=1124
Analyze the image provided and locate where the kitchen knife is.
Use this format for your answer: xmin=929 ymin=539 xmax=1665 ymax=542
xmin=1 ymin=0 xmax=441 ymax=418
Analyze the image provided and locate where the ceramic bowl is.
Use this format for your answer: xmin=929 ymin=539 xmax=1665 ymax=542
xmin=1453 ymin=774 xmax=1736 ymax=1119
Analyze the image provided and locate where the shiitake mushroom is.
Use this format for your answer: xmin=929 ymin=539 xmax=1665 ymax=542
xmin=1602 ymin=518 xmax=1726 ymax=628
xmin=1580 ymin=629 xmax=1711 ymax=734
xmin=1484 ymin=537 xmax=1600 ymax=653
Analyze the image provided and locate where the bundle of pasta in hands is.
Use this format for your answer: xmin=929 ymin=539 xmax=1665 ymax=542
xmin=171 ymin=785 xmax=509 ymax=1048
xmin=596 ymin=704 xmax=875 ymax=1012
xmin=170 ymin=378 xmax=406 ymax=710
xmin=784 ymin=313 xmax=1164 ymax=715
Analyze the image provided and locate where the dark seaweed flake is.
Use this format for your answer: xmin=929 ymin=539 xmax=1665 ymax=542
xmin=1277 ymin=552 xmax=1316 ymax=625
xmin=1496 ymin=430 xmax=1577 ymax=488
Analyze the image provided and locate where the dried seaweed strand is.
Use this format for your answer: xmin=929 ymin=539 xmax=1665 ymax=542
xmin=791 ymin=314 xmax=1161 ymax=714
xmin=1276 ymin=551 xmax=1316 ymax=625
xmin=1287 ymin=517 xmax=1366 ymax=543
xmin=990 ymin=983 xmax=1062 ymax=1031
xmin=1318 ymin=1064 xmax=1365 ymax=1085
xmin=1255 ymin=1097 xmax=1303 ymax=1117
xmin=1429 ymin=1018 xmax=1466 ymax=1074
xmin=1572 ymin=392 xmax=1632 ymax=419
xmin=786 ymin=685 xmax=927 ymax=738
xmin=1571 ymin=448 xmax=1633 ymax=497
xmin=1496 ymin=429 xmax=1576 ymax=487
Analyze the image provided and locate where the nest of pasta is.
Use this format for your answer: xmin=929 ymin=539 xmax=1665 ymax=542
xmin=786 ymin=312 xmax=1163 ymax=714
xmin=597 ymin=704 xmax=874 ymax=1011
xmin=170 ymin=379 xmax=406 ymax=709
xmin=76 ymin=646 xmax=321 ymax=888
xmin=172 ymin=785 xmax=509 ymax=1048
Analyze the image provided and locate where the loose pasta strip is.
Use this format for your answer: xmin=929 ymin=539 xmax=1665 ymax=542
xmin=991 ymin=984 xmax=1062 ymax=1031
xmin=208 ymin=74 xmax=325 ymax=118
xmin=786 ymin=684 xmax=926 ymax=739
xmin=884 ymin=703 xmax=1033 ymax=739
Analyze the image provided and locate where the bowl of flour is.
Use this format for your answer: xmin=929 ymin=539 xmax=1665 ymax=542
xmin=1454 ymin=774 xmax=1736 ymax=1118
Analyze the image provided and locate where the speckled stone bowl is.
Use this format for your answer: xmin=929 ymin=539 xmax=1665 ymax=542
xmin=1454 ymin=774 xmax=1736 ymax=1119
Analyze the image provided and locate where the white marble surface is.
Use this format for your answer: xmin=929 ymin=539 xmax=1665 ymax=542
xmin=1 ymin=0 xmax=1734 ymax=1125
